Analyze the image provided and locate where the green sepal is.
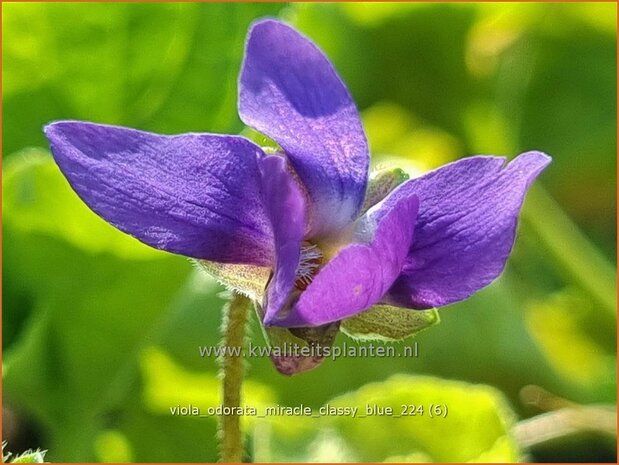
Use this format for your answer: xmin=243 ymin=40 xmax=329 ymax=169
xmin=362 ymin=167 xmax=410 ymax=213
xmin=194 ymin=259 xmax=270 ymax=301
xmin=341 ymin=304 xmax=440 ymax=341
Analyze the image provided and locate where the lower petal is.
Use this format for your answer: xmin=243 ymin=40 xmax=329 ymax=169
xmin=268 ymin=192 xmax=419 ymax=327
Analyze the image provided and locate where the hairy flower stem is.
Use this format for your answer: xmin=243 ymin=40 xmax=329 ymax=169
xmin=218 ymin=293 xmax=250 ymax=463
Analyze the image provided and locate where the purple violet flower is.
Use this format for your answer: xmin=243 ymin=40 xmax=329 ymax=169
xmin=44 ymin=19 xmax=550 ymax=332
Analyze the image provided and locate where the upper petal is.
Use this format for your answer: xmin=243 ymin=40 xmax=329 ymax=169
xmin=268 ymin=192 xmax=419 ymax=327
xmin=45 ymin=121 xmax=274 ymax=265
xmin=238 ymin=19 xmax=369 ymax=237
xmin=259 ymin=155 xmax=307 ymax=323
xmin=383 ymin=151 xmax=551 ymax=309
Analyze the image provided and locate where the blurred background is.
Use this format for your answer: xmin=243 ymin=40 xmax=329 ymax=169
xmin=2 ymin=2 xmax=616 ymax=463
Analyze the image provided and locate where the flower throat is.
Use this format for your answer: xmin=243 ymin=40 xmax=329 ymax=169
xmin=294 ymin=242 xmax=323 ymax=290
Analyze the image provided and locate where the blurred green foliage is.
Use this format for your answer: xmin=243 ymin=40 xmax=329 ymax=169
xmin=2 ymin=2 xmax=616 ymax=463
xmin=254 ymin=375 xmax=520 ymax=462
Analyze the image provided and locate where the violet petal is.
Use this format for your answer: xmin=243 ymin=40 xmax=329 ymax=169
xmin=383 ymin=151 xmax=551 ymax=309
xmin=259 ymin=155 xmax=307 ymax=323
xmin=45 ymin=121 xmax=274 ymax=265
xmin=268 ymin=193 xmax=419 ymax=327
xmin=239 ymin=19 xmax=369 ymax=237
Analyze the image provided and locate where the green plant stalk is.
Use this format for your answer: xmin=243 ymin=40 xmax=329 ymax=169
xmin=522 ymin=186 xmax=617 ymax=316
xmin=218 ymin=293 xmax=250 ymax=463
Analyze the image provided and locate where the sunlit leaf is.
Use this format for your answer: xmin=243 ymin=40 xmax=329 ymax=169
xmin=256 ymin=375 xmax=521 ymax=462
xmin=140 ymin=346 xmax=276 ymax=424
xmin=94 ymin=430 xmax=134 ymax=463
xmin=2 ymin=2 xmax=285 ymax=155
xmin=526 ymin=288 xmax=616 ymax=387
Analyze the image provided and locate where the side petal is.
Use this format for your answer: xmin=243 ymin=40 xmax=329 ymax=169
xmin=238 ymin=19 xmax=369 ymax=237
xmin=268 ymin=193 xmax=419 ymax=327
xmin=259 ymin=155 xmax=307 ymax=323
xmin=383 ymin=151 xmax=551 ymax=309
xmin=44 ymin=121 xmax=274 ymax=265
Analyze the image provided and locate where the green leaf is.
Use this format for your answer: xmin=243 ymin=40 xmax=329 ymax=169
xmin=3 ymin=149 xmax=198 ymax=461
xmin=94 ymin=430 xmax=134 ymax=463
xmin=255 ymin=375 xmax=521 ymax=462
xmin=341 ymin=305 xmax=440 ymax=342
xmin=2 ymin=2 xmax=285 ymax=156
xmin=2 ymin=231 xmax=192 ymax=461
xmin=139 ymin=346 xmax=275 ymax=426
